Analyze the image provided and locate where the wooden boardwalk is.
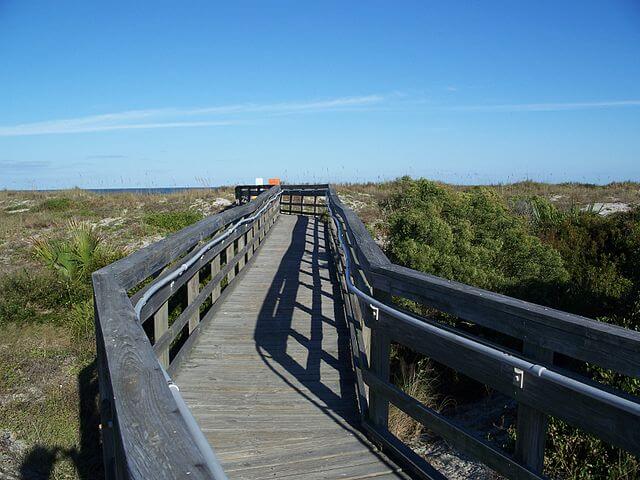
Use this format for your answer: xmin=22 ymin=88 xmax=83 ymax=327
xmin=173 ymin=214 xmax=409 ymax=480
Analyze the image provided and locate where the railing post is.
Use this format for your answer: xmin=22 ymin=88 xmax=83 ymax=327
xmin=515 ymin=343 xmax=553 ymax=473
xmin=258 ymin=213 xmax=264 ymax=242
xmin=246 ymin=227 xmax=254 ymax=261
xmin=154 ymin=301 xmax=169 ymax=368
xmin=211 ymin=254 xmax=221 ymax=304
xmin=226 ymin=241 xmax=236 ymax=283
xmin=368 ymin=291 xmax=391 ymax=430
xmin=187 ymin=273 xmax=200 ymax=333
xmin=238 ymin=232 xmax=246 ymax=271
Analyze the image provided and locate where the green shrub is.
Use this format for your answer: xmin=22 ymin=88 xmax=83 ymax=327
xmin=384 ymin=177 xmax=569 ymax=302
xmin=39 ymin=197 xmax=73 ymax=211
xmin=381 ymin=178 xmax=640 ymax=479
xmin=144 ymin=211 xmax=203 ymax=233
xmin=545 ymin=418 xmax=639 ymax=479
xmin=529 ymin=198 xmax=640 ymax=319
xmin=0 ymin=271 xmax=72 ymax=325
xmin=32 ymin=220 xmax=121 ymax=285
xmin=69 ymin=298 xmax=95 ymax=340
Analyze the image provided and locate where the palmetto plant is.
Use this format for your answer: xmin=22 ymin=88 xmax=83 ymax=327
xmin=32 ymin=220 xmax=106 ymax=283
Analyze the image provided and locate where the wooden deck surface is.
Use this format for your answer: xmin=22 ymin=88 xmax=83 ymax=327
xmin=174 ymin=214 xmax=409 ymax=479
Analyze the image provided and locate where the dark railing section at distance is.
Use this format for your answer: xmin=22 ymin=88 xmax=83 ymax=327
xmin=324 ymin=185 xmax=640 ymax=480
xmin=234 ymin=184 xmax=273 ymax=205
xmin=235 ymin=184 xmax=329 ymax=216
xmin=280 ymin=184 xmax=328 ymax=216
xmin=93 ymin=186 xmax=281 ymax=479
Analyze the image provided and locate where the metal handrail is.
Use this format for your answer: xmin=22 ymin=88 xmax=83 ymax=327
xmin=134 ymin=187 xmax=282 ymax=318
xmin=326 ymin=197 xmax=640 ymax=417
xmin=128 ymin=188 xmax=282 ymax=480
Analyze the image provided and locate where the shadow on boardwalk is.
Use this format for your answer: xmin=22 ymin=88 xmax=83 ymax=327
xmin=253 ymin=215 xmax=360 ymax=430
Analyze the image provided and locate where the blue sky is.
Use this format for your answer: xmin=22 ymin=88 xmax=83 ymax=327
xmin=1 ymin=1 xmax=639 ymax=189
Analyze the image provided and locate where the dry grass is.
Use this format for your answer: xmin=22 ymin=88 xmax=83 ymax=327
xmin=388 ymin=357 xmax=449 ymax=442
xmin=0 ymin=323 xmax=97 ymax=479
xmin=456 ymin=180 xmax=640 ymax=211
xmin=0 ymin=186 xmax=236 ymax=478
xmin=0 ymin=187 xmax=235 ymax=276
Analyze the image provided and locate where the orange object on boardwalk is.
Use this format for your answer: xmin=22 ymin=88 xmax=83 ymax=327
xmin=268 ymin=178 xmax=280 ymax=185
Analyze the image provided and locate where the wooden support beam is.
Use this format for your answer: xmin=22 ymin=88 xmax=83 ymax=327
xmin=210 ymin=254 xmax=221 ymax=304
xmin=368 ymin=323 xmax=391 ymax=429
xmin=237 ymin=233 xmax=246 ymax=271
xmin=226 ymin=242 xmax=235 ymax=283
xmin=246 ymin=227 xmax=254 ymax=261
xmin=187 ymin=273 xmax=200 ymax=333
xmin=515 ymin=343 xmax=553 ymax=473
xmin=154 ymin=301 xmax=169 ymax=368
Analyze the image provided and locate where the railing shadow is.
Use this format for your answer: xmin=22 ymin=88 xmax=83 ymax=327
xmin=19 ymin=359 xmax=103 ymax=480
xmin=253 ymin=215 xmax=360 ymax=429
xmin=250 ymin=214 xmax=403 ymax=473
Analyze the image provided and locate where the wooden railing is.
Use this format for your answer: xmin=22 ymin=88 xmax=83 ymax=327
xmin=324 ymin=185 xmax=640 ymax=480
xmin=93 ymin=183 xmax=640 ymax=480
xmin=235 ymin=183 xmax=329 ymax=216
xmin=234 ymin=184 xmax=272 ymax=205
xmin=93 ymin=186 xmax=281 ymax=479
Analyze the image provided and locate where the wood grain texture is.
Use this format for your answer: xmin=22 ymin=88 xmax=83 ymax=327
xmin=173 ymin=215 xmax=407 ymax=479
xmin=93 ymin=272 xmax=212 ymax=479
xmin=376 ymin=312 xmax=640 ymax=456
xmin=188 ymin=274 xmax=200 ymax=333
xmin=154 ymin=301 xmax=169 ymax=368
xmin=515 ymin=344 xmax=553 ymax=472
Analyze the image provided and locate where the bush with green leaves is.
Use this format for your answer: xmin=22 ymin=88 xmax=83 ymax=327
xmin=144 ymin=211 xmax=203 ymax=233
xmin=384 ymin=177 xmax=569 ymax=303
xmin=0 ymin=271 xmax=73 ymax=325
xmin=382 ymin=178 xmax=640 ymax=479
xmin=528 ymin=197 xmax=640 ymax=319
xmin=32 ymin=220 xmax=121 ymax=286
xmin=8 ymin=221 xmax=128 ymax=336
xmin=38 ymin=197 xmax=73 ymax=211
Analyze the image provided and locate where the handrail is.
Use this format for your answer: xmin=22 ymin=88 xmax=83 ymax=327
xmin=124 ymin=189 xmax=283 ymax=480
xmin=93 ymin=186 xmax=283 ymax=479
xmin=92 ymin=183 xmax=640 ymax=480
xmin=134 ymin=188 xmax=282 ymax=318
xmin=162 ymin=369 xmax=228 ymax=480
xmin=327 ymin=199 xmax=640 ymax=417
xmin=325 ymin=186 xmax=640 ymax=478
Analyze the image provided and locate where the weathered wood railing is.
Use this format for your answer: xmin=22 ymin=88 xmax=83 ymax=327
xmin=234 ymin=184 xmax=272 ymax=205
xmin=323 ymin=185 xmax=640 ymax=480
xmin=93 ymin=186 xmax=281 ymax=479
xmin=235 ymin=183 xmax=329 ymax=216
xmin=93 ymin=182 xmax=640 ymax=480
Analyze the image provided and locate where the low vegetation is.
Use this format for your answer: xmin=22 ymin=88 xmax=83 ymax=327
xmin=1 ymin=181 xmax=638 ymax=479
xmin=0 ymin=187 xmax=233 ymax=479
xmin=143 ymin=210 xmax=203 ymax=233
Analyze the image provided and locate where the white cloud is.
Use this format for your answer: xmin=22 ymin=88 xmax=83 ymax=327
xmin=0 ymin=95 xmax=385 ymax=137
xmin=452 ymin=99 xmax=640 ymax=112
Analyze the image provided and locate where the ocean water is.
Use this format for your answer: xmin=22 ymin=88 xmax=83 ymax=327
xmin=86 ymin=187 xmax=217 ymax=195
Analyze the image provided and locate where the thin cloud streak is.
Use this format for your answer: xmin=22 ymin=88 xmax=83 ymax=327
xmin=452 ymin=99 xmax=640 ymax=112
xmin=0 ymin=95 xmax=384 ymax=137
